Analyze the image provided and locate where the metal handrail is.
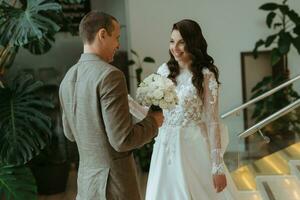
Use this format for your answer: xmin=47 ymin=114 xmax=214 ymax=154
xmin=221 ymin=74 xmax=300 ymax=119
xmin=238 ymin=98 xmax=300 ymax=138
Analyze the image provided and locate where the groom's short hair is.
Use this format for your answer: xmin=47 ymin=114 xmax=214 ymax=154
xmin=79 ymin=11 xmax=118 ymax=44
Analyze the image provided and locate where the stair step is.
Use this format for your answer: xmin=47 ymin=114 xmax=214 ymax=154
xmin=289 ymin=160 xmax=300 ymax=181
xmin=239 ymin=191 xmax=263 ymax=200
xmin=230 ymin=142 xmax=300 ymax=191
xmin=256 ymin=175 xmax=300 ymax=200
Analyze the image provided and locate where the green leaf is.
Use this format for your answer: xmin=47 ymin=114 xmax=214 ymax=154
xmin=130 ymin=49 xmax=138 ymax=56
xmin=292 ymin=36 xmax=300 ymax=54
xmin=259 ymin=3 xmax=279 ymax=11
xmin=266 ymin=12 xmax=276 ymax=28
xmin=127 ymin=60 xmax=135 ymax=66
xmin=278 ymin=5 xmax=289 ymax=15
xmin=271 ymin=48 xmax=282 ymax=66
xmin=253 ymin=39 xmax=265 ymax=58
xmin=265 ymin=34 xmax=277 ymax=47
xmin=251 ymin=76 xmax=272 ymax=92
xmin=0 ymin=165 xmax=37 ymax=200
xmin=23 ymin=32 xmax=55 ymax=55
xmin=135 ymin=68 xmax=143 ymax=75
xmin=286 ymin=9 xmax=300 ymax=25
xmin=294 ymin=25 xmax=300 ymax=35
xmin=143 ymin=57 xmax=155 ymax=63
xmin=0 ymin=0 xmax=62 ymax=47
xmin=278 ymin=31 xmax=292 ymax=54
xmin=0 ymin=74 xmax=52 ymax=165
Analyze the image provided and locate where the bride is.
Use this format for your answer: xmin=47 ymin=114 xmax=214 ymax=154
xmin=130 ymin=19 xmax=239 ymax=200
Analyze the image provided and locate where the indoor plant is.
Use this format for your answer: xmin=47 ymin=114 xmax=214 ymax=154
xmin=0 ymin=74 xmax=53 ymax=199
xmin=0 ymin=0 xmax=84 ymax=198
xmin=29 ymin=84 xmax=70 ymax=195
xmin=127 ymin=49 xmax=155 ymax=86
xmin=251 ymin=0 xmax=300 ymax=152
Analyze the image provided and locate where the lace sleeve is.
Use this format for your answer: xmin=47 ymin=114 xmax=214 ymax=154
xmin=202 ymin=68 xmax=225 ymax=175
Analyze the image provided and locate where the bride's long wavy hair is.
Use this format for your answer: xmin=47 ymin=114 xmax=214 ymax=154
xmin=167 ymin=19 xmax=220 ymax=98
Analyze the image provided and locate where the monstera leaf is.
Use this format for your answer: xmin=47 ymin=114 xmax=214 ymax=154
xmin=23 ymin=32 xmax=55 ymax=54
xmin=0 ymin=74 xmax=54 ymax=165
xmin=0 ymin=0 xmax=61 ymax=47
xmin=0 ymin=164 xmax=37 ymax=200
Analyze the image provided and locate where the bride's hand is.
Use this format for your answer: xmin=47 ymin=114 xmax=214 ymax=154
xmin=212 ymin=174 xmax=227 ymax=193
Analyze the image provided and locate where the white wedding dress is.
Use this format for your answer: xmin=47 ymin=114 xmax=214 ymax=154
xmin=129 ymin=63 xmax=240 ymax=200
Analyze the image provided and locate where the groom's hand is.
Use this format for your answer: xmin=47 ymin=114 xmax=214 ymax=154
xmin=149 ymin=111 xmax=164 ymax=127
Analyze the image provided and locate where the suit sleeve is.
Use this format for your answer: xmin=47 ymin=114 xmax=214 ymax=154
xmin=59 ymin=85 xmax=75 ymax=142
xmin=100 ymin=69 xmax=158 ymax=152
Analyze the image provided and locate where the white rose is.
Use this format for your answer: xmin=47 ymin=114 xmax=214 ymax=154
xmin=159 ymin=100 xmax=168 ymax=109
xmin=152 ymin=99 xmax=159 ymax=106
xmin=153 ymin=90 xmax=164 ymax=100
xmin=164 ymin=92 xmax=174 ymax=102
xmin=145 ymin=97 xmax=152 ymax=105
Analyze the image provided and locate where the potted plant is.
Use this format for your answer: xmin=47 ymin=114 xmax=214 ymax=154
xmin=0 ymin=0 xmax=85 ymax=198
xmin=29 ymin=84 xmax=70 ymax=195
xmin=251 ymin=0 xmax=300 ymax=153
xmin=0 ymin=74 xmax=53 ymax=199
xmin=127 ymin=49 xmax=155 ymax=86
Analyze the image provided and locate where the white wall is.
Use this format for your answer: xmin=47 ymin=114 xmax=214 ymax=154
xmin=91 ymin=0 xmax=128 ymax=51
xmin=126 ymin=0 xmax=300 ymax=151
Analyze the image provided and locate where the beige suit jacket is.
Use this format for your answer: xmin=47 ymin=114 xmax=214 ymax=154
xmin=59 ymin=53 xmax=158 ymax=200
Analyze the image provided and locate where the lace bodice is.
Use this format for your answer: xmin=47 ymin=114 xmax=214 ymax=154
xmin=157 ymin=64 xmax=204 ymax=126
xmin=157 ymin=63 xmax=224 ymax=175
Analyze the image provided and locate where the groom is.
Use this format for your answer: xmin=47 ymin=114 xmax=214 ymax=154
xmin=59 ymin=11 xmax=163 ymax=200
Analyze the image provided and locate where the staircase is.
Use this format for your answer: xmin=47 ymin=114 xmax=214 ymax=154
xmin=230 ymin=142 xmax=300 ymax=200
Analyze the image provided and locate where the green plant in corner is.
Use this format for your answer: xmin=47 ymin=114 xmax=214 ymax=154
xmin=0 ymin=74 xmax=54 ymax=199
xmin=252 ymin=0 xmax=300 ymax=150
xmin=0 ymin=0 xmax=85 ymax=198
xmin=127 ymin=49 xmax=155 ymax=86
xmin=0 ymin=164 xmax=37 ymax=199
xmin=253 ymin=0 xmax=300 ymax=68
xmin=0 ymin=0 xmax=85 ymax=79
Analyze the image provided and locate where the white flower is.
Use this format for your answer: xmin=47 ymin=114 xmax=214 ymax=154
xmin=153 ymin=90 xmax=164 ymax=100
xmin=136 ymin=73 xmax=178 ymax=110
xmin=164 ymin=92 xmax=174 ymax=102
xmin=152 ymin=99 xmax=159 ymax=106
xmin=159 ymin=100 xmax=168 ymax=109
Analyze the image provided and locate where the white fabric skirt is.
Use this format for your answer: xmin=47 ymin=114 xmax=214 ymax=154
xmin=145 ymin=124 xmax=240 ymax=200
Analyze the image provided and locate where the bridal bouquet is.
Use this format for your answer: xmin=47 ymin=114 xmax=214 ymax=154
xmin=136 ymin=73 xmax=178 ymax=111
